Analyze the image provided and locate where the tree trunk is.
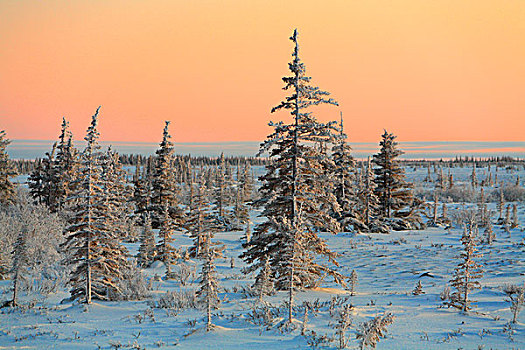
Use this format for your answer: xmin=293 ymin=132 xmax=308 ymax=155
xmin=288 ymin=263 xmax=294 ymax=324
xmin=207 ymin=292 xmax=212 ymax=331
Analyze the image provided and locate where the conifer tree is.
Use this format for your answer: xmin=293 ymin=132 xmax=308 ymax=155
xmin=356 ymin=313 xmax=394 ymax=350
xmin=186 ymin=183 xmax=219 ymax=258
xmin=357 ymin=157 xmax=383 ymax=232
xmin=449 ymin=211 xmax=483 ymax=312
xmin=504 ymin=205 xmax=511 ymax=232
xmin=230 ymin=187 xmax=249 ymax=230
xmin=372 ymin=131 xmax=422 ymax=230
xmin=240 ymin=162 xmax=255 ymax=203
xmin=62 ymin=107 xmax=127 ymax=303
xmin=412 ymin=280 xmax=424 ymax=295
xmin=331 ymin=113 xmax=361 ymax=232
xmin=0 ymin=131 xmax=17 ymax=205
xmin=197 ymin=230 xmax=224 ymax=331
xmin=215 ymin=153 xmax=229 ymax=219
xmin=484 ymin=219 xmax=494 ymax=245
xmin=137 ymin=213 xmax=156 ymax=267
xmin=448 ymin=171 xmax=454 ymax=189
xmin=242 ymin=29 xmax=344 ymax=303
xmin=253 ymin=255 xmax=274 ymax=303
xmin=28 ymin=145 xmax=56 ymax=206
xmin=471 ymin=165 xmax=478 ymax=188
xmin=478 ymin=188 xmax=488 ymax=227
xmin=242 ymin=30 xmax=344 ymax=325
xmin=151 ymin=121 xmax=182 ymax=227
xmin=436 ymin=167 xmax=446 ymax=190
xmin=27 ymin=159 xmax=44 ymax=204
xmin=511 ymin=203 xmax=518 ymax=229
xmin=133 ymin=165 xmax=151 ymax=219
xmin=431 ymin=189 xmax=439 ymax=226
xmin=497 ymin=187 xmax=505 ymax=222
xmin=52 ymin=117 xmax=78 ymax=212
xmin=349 ymin=269 xmax=358 ymax=296
xmin=8 ymin=229 xmax=31 ymax=307
xmin=440 ymin=202 xmax=448 ymax=224
xmin=334 ymin=305 xmax=353 ymax=349
xmin=156 ymin=203 xmax=178 ymax=277
xmin=28 ymin=118 xmax=78 ymax=212
xmin=243 ymin=221 xmax=252 ymax=243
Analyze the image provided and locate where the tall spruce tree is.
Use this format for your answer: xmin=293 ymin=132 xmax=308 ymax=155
xmin=0 ymin=130 xmax=17 ymax=205
xmin=197 ymin=230 xmax=224 ymax=331
xmin=62 ymin=107 xmax=127 ymax=303
xmin=28 ymin=118 xmax=78 ymax=212
xmin=241 ymin=29 xmax=344 ymax=324
xmin=150 ymin=121 xmax=182 ymax=227
xmin=372 ymin=131 xmax=422 ymax=230
xmin=28 ymin=145 xmax=56 ymax=206
xmin=52 ymin=117 xmax=78 ymax=212
xmin=331 ymin=113 xmax=362 ymax=232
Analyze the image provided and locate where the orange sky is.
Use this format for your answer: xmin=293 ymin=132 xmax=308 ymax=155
xmin=1 ymin=0 xmax=524 ymax=143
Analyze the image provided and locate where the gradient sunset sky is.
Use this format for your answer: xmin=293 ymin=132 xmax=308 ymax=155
xmin=1 ymin=0 xmax=524 ymax=143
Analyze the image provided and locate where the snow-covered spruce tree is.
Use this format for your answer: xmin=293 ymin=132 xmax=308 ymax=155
xmin=497 ymin=187 xmax=505 ymax=222
xmin=331 ymin=113 xmax=362 ymax=232
xmin=356 ymin=313 xmax=394 ymax=350
xmin=28 ymin=118 xmax=78 ymax=212
xmin=213 ymin=152 xmax=232 ymax=229
xmin=156 ymin=202 xmax=179 ymax=278
xmin=137 ymin=213 xmax=156 ymax=267
xmin=215 ymin=153 xmax=227 ymax=218
xmin=27 ymin=159 xmax=44 ymax=204
xmin=197 ymin=230 xmax=224 ymax=331
xmin=28 ymin=144 xmax=56 ymax=206
xmin=186 ymin=182 xmax=219 ymax=258
xmin=62 ymin=107 xmax=127 ymax=303
xmin=511 ymin=203 xmax=518 ymax=229
xmin=471 ymin=165 xmax=478 ymax=188
xmin=348 ymin=269 xmax=358 ymax=296
xmin=484 ymin=219 xmax=494 ymax=245
xmin=412 ymin=280 xmax=424 ymax=295
xmin=477 ymin=188 xmax=488 ymax=227
xmin=133 ymin=165 xmax=151 ymax=219
xmin=0 ymin=130 xmax=17 ymax=205
xmin=372 ymin=131 xmax=423 ymax=230
xmin=100 ymin=148 xmax=134 ymax=241
xmin=51 ymin=117 xmax=78 ymax=212
xmin=449 ymin=210 xmax=483 ymax=312
xmin=230 ymin=187 xmax=249 ymax=230
xmin=150 ymin=121 xmax=183 ymax=227
xmin=239 ymin=161 xmax=255 ymax=203
xmin=357 ymin=157 xmax=384 ymax=233
xmin=430 ymin=189 xmax=439 ymax=226
xmin=6 ymin=228 xmax=31 ymax=307
xmin=333 ymin=303 xmax=353 ymax=350
xmin=253 ymin=255 xmax=274 ymax=303
xmin=241 ymin=30 xmax=344 ymax=323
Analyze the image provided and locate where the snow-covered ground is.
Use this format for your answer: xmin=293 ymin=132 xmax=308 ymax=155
xmin=1 ymin=164 xmax=524 ymax=349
